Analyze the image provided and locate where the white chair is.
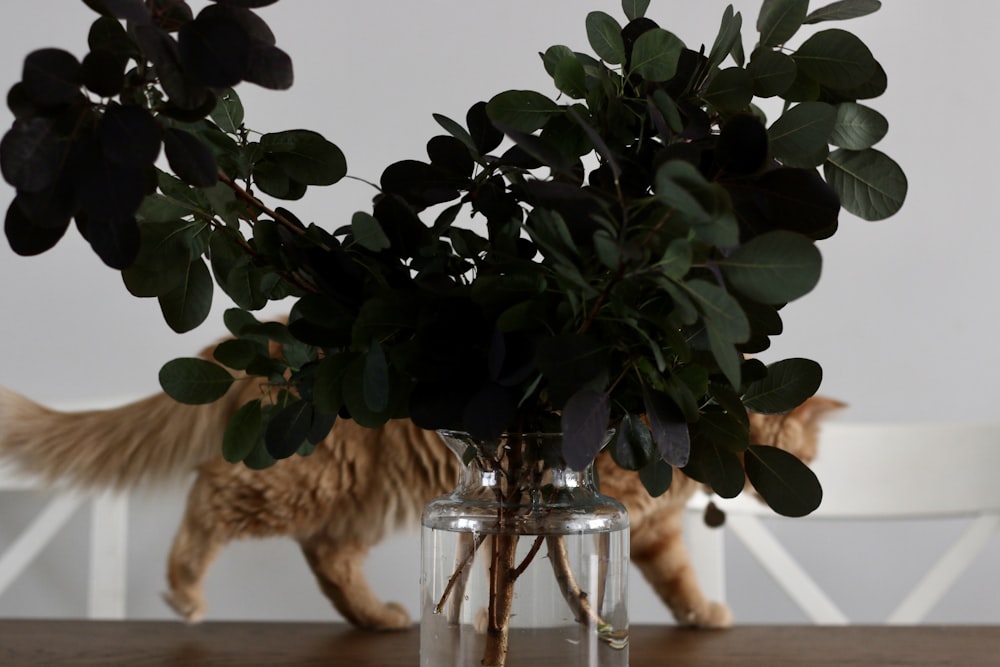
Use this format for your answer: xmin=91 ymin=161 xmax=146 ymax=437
xmin=0 ymin=397 xmax=130 ymax=619
xmin=684 ymin=420 xmax=1000 ymax=624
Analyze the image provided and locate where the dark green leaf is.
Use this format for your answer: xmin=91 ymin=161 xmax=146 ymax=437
xmin=158 ymin=257 xmax=213 ymax=333
xmin=655 ymin=161 xmax=738 ymax=247
xmin=650 ymin=89 xmax=683 ymax=133
xmin=756 ymin=0 xmax=808 ymax=47
xmin=585 ymin=11 xmax=626 ymax=64
xmin=659 ymin=238 xmax=692 ymax=279
xmin=696 ymin=410 xmax=750 ymax=454
xmin=702 ymin=67 xmax=754 ymax=112
xmin=629 ymin=28 xmax=684 ymax=82
xmin=432 ymin=113 xmax=478 ymax=157
xmin=686 ymin=437 xmax=746 ymax=498
xmin=706 ymin=5 xmax=743 ymax=73
xmin=260 ymin=129 xmax=347 ymax=186
xmin=159 ymin=357 xmax=234 ymax=404
xmin=467 ymin=101 xmax=504 ymax=154
xmin=747 ymin=48 xmax=797 ymax=98
xmin=622 ymin=0 xmax=650 ymax=21
xmin=792 ymin=29 xmax=876 ymax=90
xmin=222 ymin=399 xmax=262 ymax=463
xmin=462 ymin=383 xmax=515 ymax=441
xmin=122 ymin=220 xmax=198 ymax=297
xmin=363 ymin=341 xmax=390 ymax=414
xmin=612 ymin=414 xmax=655 ymax=471
xmin=639 ymin=458 xmax=673 ymax=497
xmin=351 ymin=211 xmax=390 ymax=252
xmin=768 ymin=101 xmax=836 ymax=168
xmin=252 ymin=157 xmax=305 ymax=200
xmin=804 ymin=0 xmax=881 ymax=24
xmin=686 ymin=279 xmax=750 ymax=343
xmin=553 ymin=54 xmax=588 ymax=99
xmin=213 ymin=338 xmax=264 ymax=370
xmin=313 ymin=353 xmax=353 ymax=413
xmin=721 ymin=230 xmax=822 ymax=304
xmin=745 ymin=444 xmax=822 ymax=516
xmin=705 ymin=5 xmax=743 ymax=70
xmin=265 ymin=398 xmax=313 ymax=459
xmin=707 ymin=326 xmax=743 ymax=389
xmin=341 ymin=353 xmax=401 ymax=428
xmin=824 ymin=147 xmax=907 ymax=220
xmin=306 ymin=409 xmax=337 ymax=446
xmin=743 ymin=357 xmax=822 ymax=414
xmin=209 ymin=88 xmax=244 ymax=133
xmin=829 ymin=102 xmax=888 ymax=150
xmin=486 ymin=90 xmax=560 ymax=134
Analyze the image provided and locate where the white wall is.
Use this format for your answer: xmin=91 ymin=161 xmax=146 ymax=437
xmin=0 ymin=0 xmax=997 ymax=625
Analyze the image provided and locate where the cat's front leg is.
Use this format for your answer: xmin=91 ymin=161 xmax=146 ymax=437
xmin=630 ymin=509 xmax=732 ymax=629
xmin=299 ymin=537 xmax=411 ymax=630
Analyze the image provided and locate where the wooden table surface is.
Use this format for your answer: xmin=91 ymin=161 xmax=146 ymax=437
xmin=0 ymin=620 xmax=996 ymax=666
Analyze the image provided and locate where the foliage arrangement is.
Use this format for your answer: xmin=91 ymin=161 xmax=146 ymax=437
xmin=2 ymin=0 xmax=905 ymax=520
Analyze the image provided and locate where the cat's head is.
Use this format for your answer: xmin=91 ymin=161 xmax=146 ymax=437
xmin=747 ymin=395 xmax=846 ymax=464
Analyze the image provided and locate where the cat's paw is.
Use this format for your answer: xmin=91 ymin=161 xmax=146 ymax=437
xmin=161 ymin=590 xmax=206 ymax=624
xmin=683 ymin=600 xmax=732 ymax=629
xmin=364 ymin=602 xmax=412 ymax=631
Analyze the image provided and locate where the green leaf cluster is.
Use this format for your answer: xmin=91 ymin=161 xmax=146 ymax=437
xmin=1 ymin=0 xmax=909 ymax=519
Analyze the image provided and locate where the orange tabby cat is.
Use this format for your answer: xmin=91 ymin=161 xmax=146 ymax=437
xmin=0 ymin=342 xmax=841 ymax=629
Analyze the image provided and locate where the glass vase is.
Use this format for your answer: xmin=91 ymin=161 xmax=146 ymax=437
xmin=420 ymin=431 xmax=629 ymax=667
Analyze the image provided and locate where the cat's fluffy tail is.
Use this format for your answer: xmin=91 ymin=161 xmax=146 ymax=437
xmin=0 ymin=385 xmax=244 ymax=491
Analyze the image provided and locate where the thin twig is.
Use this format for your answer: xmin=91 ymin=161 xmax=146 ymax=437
xmin=435 ymin=531 xmax=488 ymax=617
xmin=545 ymin=535 xmax=605 ymax=627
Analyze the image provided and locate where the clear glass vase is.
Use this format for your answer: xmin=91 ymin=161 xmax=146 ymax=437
xmin=420 ymin=431 xmax=629 ymax=667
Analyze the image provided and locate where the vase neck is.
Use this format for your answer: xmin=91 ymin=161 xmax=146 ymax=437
xmin=438 ymin=431 xmax=601 ymax=500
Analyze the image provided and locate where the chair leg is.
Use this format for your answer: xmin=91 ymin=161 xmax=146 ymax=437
xmin=887 ymin=514 xmax=1000 ymax=625
xmin=683 ymin=509 xmax=727 ymax=604
xmin=728 ymin=514 xmax=849 ymax=625
xmin=0 ymin=495 xmax=83 ymax=597
xmin=88 ymin=491 xmax=128 ymax=619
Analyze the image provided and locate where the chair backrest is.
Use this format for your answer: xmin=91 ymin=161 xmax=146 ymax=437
xmin=684 ymin=419 xmax=1000 ymax=624
xmin=0 ymin=396 xmax=130 ymax=619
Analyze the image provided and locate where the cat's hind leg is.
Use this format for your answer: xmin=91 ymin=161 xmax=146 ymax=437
xmin=299 ymin=536 xmax=411 ymax=630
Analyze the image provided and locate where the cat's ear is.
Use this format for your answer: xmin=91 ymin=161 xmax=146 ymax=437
xmin=792 ymin=395 xmax=847 ymax=425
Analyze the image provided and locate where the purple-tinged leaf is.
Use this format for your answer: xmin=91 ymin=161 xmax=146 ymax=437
xmin=99 ymin=104 xmax=162 ymax=167
xmin=245 ymin=43 xmax=293 ymax=90
xmin=642 ymin=386 xmax=691 ymax=467
xmin=178 ymin=13 xmax=251 ymax=88
xmin=561 ymin=388 xmax=610 ymax=470
xmin=0 ymin=118 xmax=63 ymax=192
xmin=82 ymin=0 xmax=151 ymax=24
xmin=4 ymin=200 xmax=70 ymax=256
xmin=163 ymin=128 xmax=218 ymax=187
xmin=209 ymin=0 xmax=279 ymax=7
